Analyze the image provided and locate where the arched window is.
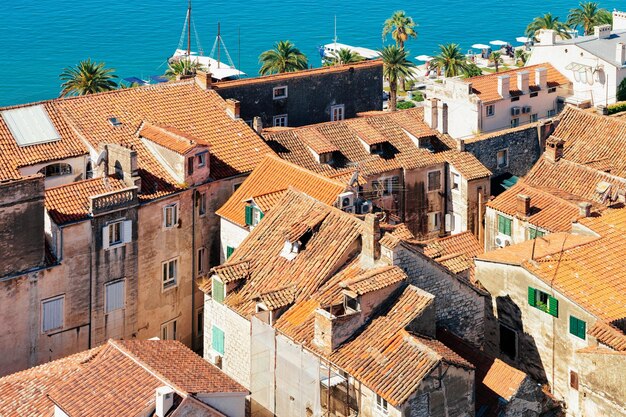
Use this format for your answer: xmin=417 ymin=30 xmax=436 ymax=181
xmin=86 ymin=161 xmax=93 ymax=179
xmin=39 ymin=163 xmax=72 ymax=177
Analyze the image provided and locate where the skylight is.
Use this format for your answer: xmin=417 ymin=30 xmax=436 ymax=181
xmin=1 ymin=105 xmax=61 ymax=147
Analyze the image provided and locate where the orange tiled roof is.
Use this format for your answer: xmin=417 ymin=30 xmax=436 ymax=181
xmin=340 ymin=265 xmax=406 ymax=295
xmin=212 ymin=60 xmax=383 ymax=89
xmin=588 ymin=321 xmax=626 ymax=352
xmin=263 ymin=108 xmax=490 ymax=180
xmin=0 ymin=346 xmax=102 ymax=417
xmin=56 ymin=80 xmax=274 ymax=189
xmin=486 ymin=181 xmax=588 ymax=232
xmin=211 ymin=260 xmax=250 ymax=284
xmin=216 ymin=154 xmax=347 ymax=227
xmin=482 ymin=359 xmax=527 ymax=401
xmin=465 ymin=63 xmax=569 ymax=103
xmin=553 ymin=106 xmax=626 ymax=178
xmin=255 ymin=285 xmax=297 ymax=310
xmin=138 ymin=122 xmax=206 ymax=155
xmin=45 ymin=177 xmax=129 ymax=225
xmin=0 ymin=101 xmax=89 ymax=181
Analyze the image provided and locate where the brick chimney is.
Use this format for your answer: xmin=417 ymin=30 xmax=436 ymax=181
xmin=517 ymin=71 xmax=530 ymax=93
xmin=225 ymin=99 xmax=241 ymax=119
xmin=616 ymin=43 xmax=626 ymax=66
xmin=195 ymin=70 xmax=212 ymax=90
xmin=545 ymin=138 xmax=565 ymax=163
xmin=517 ymin=194 xmax=531 ymax=217
xmin=535 ymin=68 xmax=548 ymax=89
xmin=360 ymin=214 xmax=380 ymax=268
xmin=497 ymin=75 xmax=510 ymax=98
xmin=578 ymin=202 xmax=592 ymax=217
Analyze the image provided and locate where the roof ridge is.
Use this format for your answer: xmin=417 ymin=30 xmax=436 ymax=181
xmin=44 ymin=175 xmax=124 ymax=191
xmin=57 ymin=79 xmax=197 ymax=103
xmin=261 ymin=153 xmax=347 ymax=188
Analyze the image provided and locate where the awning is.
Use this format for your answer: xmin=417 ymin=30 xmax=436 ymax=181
xmin=321 ymin=374 xmax=346 ymax=388
xmin=565 ymin=62 xmax=592 ymax=72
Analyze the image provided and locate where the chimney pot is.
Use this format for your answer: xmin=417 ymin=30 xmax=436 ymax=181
xmin=545 ymin=138 xmax=564 ymax=162
xmin=497 ymin=75 xmax=510 ymax=98
xmin=578 ymin=202 xmax=592 ymax=217
xmin=457 ymin=139 xmax=465 ymax=152
xmin=423 ymin=98 xmax=438 ymax=130
xmin=225 ymin=98 xmax=241 ymax=119
xmin=517 ymin=71 xmax=530 ymax=93
xmin=616 ymin=43 xmax=626 ymax=65
xmin=252 ymin=116 xmax=263 ymax=134
xmin=360 ymin=214 xmax=380 ymax=268
xmin=517 ymin=194 xmax=531 ymax=217
xmin=436 ymin=101 xmax=448 ymax=134
xmin=195 ymin=70 xmax=212 ymax=90
xmin=594 ymin=24 xmax=611 ymax=39
xmin=535 ymin=68 xmax=548 ymax=89
xmin=537 ymin=29 xmax=556 ymax=45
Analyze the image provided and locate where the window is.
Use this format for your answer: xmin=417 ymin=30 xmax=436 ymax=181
xmin=530 ymin=113 xmax=538 ymax=122
xmin=375 ymin=394 xmax=389 ymax=416
xmin=162 ymin=258 xmax=178 ymax=289
xmin=212 ymin=325 xmax=225 ymax=355
xmin=273 ymin=114 xmax=288 ymax=127
xmin=109 ymin=221 xmax=122 ymax=245
xmin=530 ymin=91 xmax=538 ymax=98
xmin=374 ymin=176 xmax=399 ymax=196
xmin=233 ymin=182 xmax=243 ymax=192
xmin=569 ymin=316 xmax=586 ymax=340
xmin=345 ymin=295 xmax=359 ymax=311
xmin=570 ymin=370 xmax=579 ymax=390
xmin=86 ymin=161 xmax=93 ymax=179
xmin=197 ymin=308 xmax=204 ymax=338
xmin=497 ymin=214 xmax=512 ymax=236
xmin=548 ymin=87 xmax=556 ymax=93
xmin=212 ymin=277 xmax=225 ymax=303
xmin=39 ymin=163 xmax=72 ymax=177
xmin=164 ymin=203 xmax=178 ymax=228
xmin=499 ymin=323 xmax=517 ymax=360
xmin=198 ymin=192 xmax=206 ymax=216
xmin=547 ymin=109 xmax=556 ymax=117
xmin=197 ymin=152 xmax=207 ymax=167
xmin=161 ymin=319 xmax=178 ymax=340
xmin=103 ymin=220 xmax=132 ymax=249
xmin=528 ymin=287 xmax=558 ymax=317
xmin=511 ymin=96 xmax=520 ymax=102
xmin=273 ymin=86 xmax=288 ymax=99
xmin=510 ymin=118 xmax=519 ymax=128
xmin=427 ymin=170 xmax=441 ymax=192
xmin=226 ymin=246 xmax=235 ymax=259
xmin=197 ymin=247 xmax=206 ymax=274
xmin=496 ymin=149 xmax=508 ymax=168
xmin=428 ymin=212 xmax=441 ymax=232
xmin=187 ymin=156 xmax=194 ymax=175
xmin=451 ymin=172 xmax=461 ymax=191
xmin=485 ymin=104 xmax=495 ymax=117
xmin=42 ymin=295 xmax=64 ymax=333
xmin=105 ymin=280 xmax=125 ymax=313
xmin=319 ymin=152 xmax=333 ymax=164
xmin=245 ymin=205 xmax=264 ymax=226
xmin=528 ymin=227 xmax=545 ymax=239
xmin=331 ymin=104 xmax=345 ymax=121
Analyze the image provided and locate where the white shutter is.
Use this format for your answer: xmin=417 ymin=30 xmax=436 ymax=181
xmin=105 ymin=280 xmax=125 ymax=313
xmin=42 ymin=297 xmax=63 ymax=332
xmin=102 ymin=225 xmax=110 ymax=249
xmin=445 ymin=214 xmax=453 ymax=232
xmin=163 ymin=206 xmax=168 ymax=227
xmin=123 ymin=220 xmax=132 ymax=243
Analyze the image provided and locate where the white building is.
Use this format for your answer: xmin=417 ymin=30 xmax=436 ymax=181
xmin=527 ymin=10 xmax=626 ymax=107
xmin=424 ymin=64 xmax=570 ymax=139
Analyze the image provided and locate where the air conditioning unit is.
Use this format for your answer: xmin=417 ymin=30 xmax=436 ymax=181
xmin=511 ymin=107 xmax=521 ymax=116
xmin=495 ymin=234 xmax=513 ymax=248
xmin=522 ymin=105 xmax=532 ymax=114
xmin=343 ymin=206 xmax=355 ymax=214
xmin=358 ymin=201 xmax=373 ymax=214
xmin=207 ymin=350 xmax=223 ymax=368
xmin=337 ymin=191 xmax=355 ymax=209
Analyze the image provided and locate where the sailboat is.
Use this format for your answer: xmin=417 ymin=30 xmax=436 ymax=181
xmin=169 ymin=1 xmax=245 ymax=81
xmin=320 ymin=17 xmax=379 ymax=63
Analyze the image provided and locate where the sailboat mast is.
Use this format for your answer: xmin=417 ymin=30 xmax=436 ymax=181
xmin=334 ymin=15 xmax=337 ymax=51
xmin=217 ymin=22 xmax=221 ymax=68
xmin=187 ymin=0 xmax=192 ymax=56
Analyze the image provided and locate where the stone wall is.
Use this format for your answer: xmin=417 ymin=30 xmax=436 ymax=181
xmin=214 ymin=63 xmax=383 ymax=127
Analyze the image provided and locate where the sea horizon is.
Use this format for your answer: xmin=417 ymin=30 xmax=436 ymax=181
xmin=0 ymin=0 xmax=622 ymax=107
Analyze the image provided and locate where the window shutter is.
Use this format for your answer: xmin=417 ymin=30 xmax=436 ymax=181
xmin=498 ymin=215 xmax=504 ymax=234
xmin=505 ymin=218 xmax=511 ymax=236
xmin=212 ymin=277 xmax=225 ymax=303
xmin=569 ymin=316 xmax=576 ymax=336
xmin=123 ymin=220 xmax=132 ymax=243
xmin=163 ymin=206 xmax=169 ymax=227
xmin=212 ymin=325 xmax=225 ymax=355
xmin=102 ymin=225 xmax=110 ymax=249
xmin=105 ymin=280 xmax=125 ymax=313
xmin=259 ymin=210 xmax=264 ymax=220
xmin=226 ymin=246 xmax=235 ymax=259
xmin=528 ymin=287 xmax=536 ymax=307
xmin=548 ymin=296 xmax=559 ymax=317
xmin=578 ymin=319 xmax=586 ymax=339
xmin=42 ymin=297 xmax=63 ymax=332
xmin=245 ymin=205 xmax=253 ymax=225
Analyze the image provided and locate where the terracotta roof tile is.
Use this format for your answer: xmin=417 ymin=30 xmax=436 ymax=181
xmin=255 ymin=285 xmax=297 ymax=310
xmin=465 ymin=63 xmax=569 ymax=103
xmin=216 ymin=155 xmax=346 ymax=227
xmin=211 ymin=261 xmax=250 ymax=284
xmin=45 ymin=177 xmax=130 ymax=224
xmin=340 ymin=265 xmax=406 ymax=295
xmin=482 ymin=359 xmax=527 ymax=401
xmin=138 ymin=122 xmax=207 ymax=155
xmin=588 ymin=321 xmax=626 ymax=352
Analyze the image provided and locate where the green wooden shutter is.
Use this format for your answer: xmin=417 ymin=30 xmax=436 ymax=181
xmin=245 ymin=205 xmax=253 ymax=225
xmin=578 ymin=319 xmax=586 ymax=339
xmin=212 ymin=277 xmax=225 ymax=304
xmin=570 ymin=316 xmax=586 ymax=339
xmin=528 ymin=287 xmax=536 ymax=307
xmin=226 ymin=246 xmax=235 ymax=259
xmin=212 ymin=326 xmax=225 ymax=355
xmin=548 ymin=296 xmax=559 ymax=317
xmin=498 ymin=215 xmax=511 ymax=236
xmin=259 ymin=210 xmax=264 ymax=220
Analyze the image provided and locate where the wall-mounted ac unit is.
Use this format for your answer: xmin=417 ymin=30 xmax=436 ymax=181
xmin=357 ymin=201 xmax=372 ymax=214
xmin=343 ymin=206 xmax=355 ymax=214
xmin=207 ymin=350 xmax=223 ymax=368
xmin=337 ymin=191 xmax=355 ymax=209
xmin=495 ymin=234 xmax=513 ymax=248
xmin=511 ymin=107 xmax=521 ymax=116
xmin=522 ymin=105 xmax=532 ymax=114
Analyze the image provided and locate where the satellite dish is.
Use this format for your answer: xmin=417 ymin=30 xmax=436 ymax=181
xmin=96 ymin=149 xmax=107 ymax=166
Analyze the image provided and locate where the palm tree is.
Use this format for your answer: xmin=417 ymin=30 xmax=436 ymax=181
xmin=515 ymin=49 xmax=529 ymax=66
xmin=323 ymin=48 xmax=364 ymax=66
xmin=462 ymin=62 xmax=483 ymax=78
xmin=430 ymin=44 xmax=471 ymax=78
xmin=165 ymin=58 xmax=206 ymax=80
xmin=525 ymin=13 xmax=571 ymax=41
xmin=59 ymin=59 xmax=118 ymax=97
xmin=567 ymin=2 xmax=612 ymax=35
xmin=382 ymin=11 xmax=418 ymax=49
xmin=489 ymin=51 xmax=504 ymax=73
xmin=380 ymin=45 xmax=415 ymax=112
xmin=259 ymin=40 xmax=308 ymax=75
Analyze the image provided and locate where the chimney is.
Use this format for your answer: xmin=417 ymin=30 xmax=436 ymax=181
xmin=594 ymin=24 xmax=611 ymax=39
xmin=537 ymin=29 xmax=556 ymax=45
xmin=252 ymin=116 xmax=263 ymax=134
xmin=614 ymin=10 xmax=626 ymax=30
xmin=517 ymin=71 xmax=530 ymax=93
xmin=535 ymin=67 xmax=548 ymax=89
xmin=155 ymin=386 xmax=175 ymax=417
xmin=195 ymin=70 xmax=212 ymax=90
xmin=423 ymin=98 xmax=438 ymax=129
xmin=457 ymin=139 xmax=465 ymax=152
xmin=436 ymin=101 xmax=448 ymax=134
xmin=225 ymin=99 xmax=241 ymax=119
xmin=616 ymin=43 xmax=626 ymax=66
xmin=545 ymin=138 xmax=565 ymax=162
xmin=360 ymin=214 xmax=380 ymax=268
xmin=516 ymin=194 xmax=531 ymax=217
xmin=497 ymin=75 xmax=510 ymax=98
xmin=578 ymin=202 xmax=592 ymax=217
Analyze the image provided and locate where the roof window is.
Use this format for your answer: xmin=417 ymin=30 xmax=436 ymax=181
xmin=108 ymin=117 xmax=122 ymax=127
xmin=1 ymin=105 xmax=61 ymax=147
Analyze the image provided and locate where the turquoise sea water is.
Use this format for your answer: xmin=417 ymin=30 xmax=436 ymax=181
xmin=0 ymin=0 xmax=622 ymax=106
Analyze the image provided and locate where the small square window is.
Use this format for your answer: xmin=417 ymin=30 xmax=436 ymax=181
xmin=511 ymin=96 xmax=520 ymax=102
xmin=569 ymin=316 xmax=586 ymax=340
xmin=547 ymin=109 xmax=556 ymax=117
xmin=161 ymin=319 xmax=178 ymax=340
xmin=197 ymin=247 xmax=206 ymax=274
xmin=198 ymin=192 xmax=207 ymax=216
xmin=162 ymin=258 xmax=178 ymax=289
xmin=42 ymin=295 xmax=64 ymax=333
xmin=510 ymin=118 xmax=519 ymax=128
xmin=486 ymin=104 xmax=495 ymax=117
xmin=530 ymin=91 xmax=538 ymax=98
xmin=273 ymin=114 xmax=288 ymax=127
xmin=570 ymin=370 xmax=579 ymax=390
xmin=331 ymin=104 xmax=345 ymax=121
xmin=428 ymin=212 xmax=441 ymax=231
xmin=498 ymin=214 xmax=512 ymax=236
xmin=197 ymin=152 xmax=207 ymax=167
xmin=528 ymin=287 xmax=558 ymax=317
xmin=376 ymin=394 xmax=389 ymax=416
xmin=109 ymin=221 xmax=122 ymax=245
xmin=164 ymin=204 xmax=178 ymax=228
xmin=548 ymin=87 xmax=556 ymax=93
xmin=105 ymin=280 xmax=125 ymax=313
xmin=496 ymin=149 xmax=508 ymax=168
xmin=187 ymin=156 xmax=194 ymax=175
xmin=427 ymin=171 xmax=441 ymax=192
xmin=530 ymin=113 xmax=538 ymax=122
xmin=451 ymin=172 xmax=461 ymax=190
xmin=273 ymin=86 xmax=288 ymax=99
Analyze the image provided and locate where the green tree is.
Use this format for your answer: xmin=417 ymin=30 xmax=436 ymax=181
xmin=462 ymin=62 xmax=483 ymax=78
xmin=380 ymin=45 xmax=415 ymax=112
xmin=567 ymin=2 xmax=612 ymax=35
xmin=382 ymin=10 xmax=418 ymax=49
xmin=259 ymin=40 xmax=308 ymax=75
xmin=515 ymin=49 xmax=529 ymax=66
xmin=323 ymin=48 xmax=364 ymax=66
xmin=617 ymin=78 xmax=626 ymax=102
xmin=430 ymin=44 xmax=471 ymax=78
xmin=165 ymin=58 xmax=206 ymax=80
xmin=59 ymin=59 xmax=118 ymax=97
xmin=525 ymin=13 xmax=571 ymax=41
xmin=489 ymin=51 xmax=504 ymax=73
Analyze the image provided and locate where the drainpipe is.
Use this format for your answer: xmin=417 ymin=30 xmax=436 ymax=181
xmin=88 ymin=222 xmax=94 ymax=349
xmin=191 ymin=189 xmax=197 ymax=351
